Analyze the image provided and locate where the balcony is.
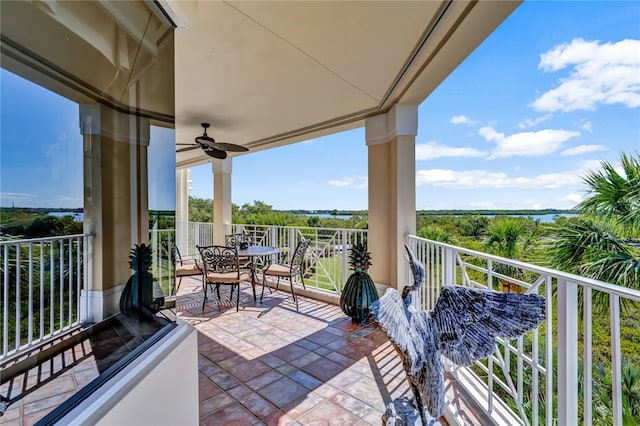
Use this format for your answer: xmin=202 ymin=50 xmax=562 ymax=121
xmin=3 ymin=225 xmax=637 ymax=425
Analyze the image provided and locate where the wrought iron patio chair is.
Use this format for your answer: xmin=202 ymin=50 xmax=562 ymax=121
xmin=173 ymin=246 xmax=202 ymax=293
xmin=260 ymin=239 xmax=310 ymax=310
xmin=224 ymin=233 xmax=254 ymax=269
xmin=197 ymin=245 xmax=251 ymax=312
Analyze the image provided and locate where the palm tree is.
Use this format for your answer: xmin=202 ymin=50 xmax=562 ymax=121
xmin=592 ymin=357 xmax=640 ymax=425
xmin=482 ymin=217 xmax=530 ymax=292
xmin=418 ymin=225 xmax=455 ymax=244
xmin=546 ymin=152 xmax=640 ymax=300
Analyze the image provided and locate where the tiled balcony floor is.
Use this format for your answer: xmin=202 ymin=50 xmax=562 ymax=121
xmin=1 ymin=276 xmax=489 ymax=426
xmin=176 ymin=276 xmax=448 ymax=426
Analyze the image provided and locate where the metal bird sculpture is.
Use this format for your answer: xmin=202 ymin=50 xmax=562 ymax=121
xmin=370 ymin=245 xmax=545 ymax=424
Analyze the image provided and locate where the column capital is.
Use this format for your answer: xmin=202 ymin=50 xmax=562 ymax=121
xmin=79 ymin=103 xmax=150 ymax=146
xmin=365 ymin=104 xmax=418 ymax=146
xmin=211 ymin=158 xmax=232 ymax=174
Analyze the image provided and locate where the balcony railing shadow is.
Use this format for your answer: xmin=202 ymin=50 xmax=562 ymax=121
xmin=176 ymin=276 xmax=495 ymax=425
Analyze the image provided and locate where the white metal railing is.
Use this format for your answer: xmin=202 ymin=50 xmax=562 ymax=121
xmin=407 ymin=235 xmax=639 ymax=426
xmin=176 ymin=222 xmax=367 ymax=294
xmin=0 ymin=234 xmax=90 ymax=361
xmin=149 ymin=228 xmax=176 ymax=297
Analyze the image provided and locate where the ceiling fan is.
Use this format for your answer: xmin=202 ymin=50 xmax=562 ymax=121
xmin=176 ymin=123 xmax=248 ymax=159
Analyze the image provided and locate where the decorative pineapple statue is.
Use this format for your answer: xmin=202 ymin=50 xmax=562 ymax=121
xmin=119 ymin=243 xmax=163 ymax=319
xmin=340 ymin=242 xmax=379 ymax=323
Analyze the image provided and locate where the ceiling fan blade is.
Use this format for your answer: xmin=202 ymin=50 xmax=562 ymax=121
xmin=210 ymin=142 xmax=249 ymax=152
xmin=176 ymin=143 xmax=196 ymax=146
xmin=204 ymin=147 xmax=227 ymax=159
xmin=176 ymin=145 xmax=200 ymax=152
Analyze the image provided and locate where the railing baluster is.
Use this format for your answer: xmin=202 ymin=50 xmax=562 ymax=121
xmin=50 ymin=241 xmax=54 ymax=335
xmin=28 ymin=242 xmax=33 ymax=345
xmin=341 ymin=229 xmax=348 ymax=292
xmin=545 ymin=276 xmax=553 ymax=426
xmin=3 ymin=244 xmax=9 ymax=355
xmin=68 ymin=239 xmax=73 ymax=328
xmin=76 ymin=236 xmax=82 ymax=324
xmin=488 ymin=352 xmax=494 ymax=412
xmin=15 ymin=244 xmax=21 ymax=351
xmin=517 ymin=336 xmax=523 ymax=406
xmin=84 ymin=235 xmax=91 ymax=323
xmin=59 ymin=239 xmax=64 ymax=330
xmin=532 ymin=286 xmax=540 ymax=426
xmin=583 ymin=287 xmax=592 ymax=426
xmin=610 ymin=294 xmax=622 ymax=426
xmin=557 ymin=278 xmax=578 ymax=426
xmin=40 ymin=242 xmax=45 ymax=341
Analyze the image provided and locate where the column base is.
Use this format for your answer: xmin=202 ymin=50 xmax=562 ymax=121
xmin=80 ymin=285 xmax=124 ymax=323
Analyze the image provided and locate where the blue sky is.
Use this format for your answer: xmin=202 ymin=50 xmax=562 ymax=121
xmin=1 ymin=1 xmax=639 ymax=211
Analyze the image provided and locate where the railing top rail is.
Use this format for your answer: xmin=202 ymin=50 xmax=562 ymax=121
xmin=0 ymin=234 xmax=88 ymax=245
xmin=408 ymin=234 xmax=640 ymax=302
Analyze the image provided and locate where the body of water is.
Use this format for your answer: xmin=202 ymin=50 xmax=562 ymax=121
xmin=483 ymin=213 xmax=576 ymax=223
xmin=304 ymin=212 xmax=576 ymax=223
xmin=302 ymin=213 xmax=355 ymax=219
xmin=48 ymin=211 xmax=84 ymax=222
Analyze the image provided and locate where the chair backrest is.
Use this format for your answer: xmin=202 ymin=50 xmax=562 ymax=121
xmin=197 ymin=245 xmax=240 ymax=275
xmin=173 ymin=245 xmax=183 ymax=265
xmin=290 ymin=239 xmax=310 ymax=273
xmin=225 ymin=233 xmax=253 ymax=250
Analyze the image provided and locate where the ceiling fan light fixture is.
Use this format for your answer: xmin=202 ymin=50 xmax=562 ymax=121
xmin=204 ymin=147 xmax=227 ymax=159
xmin=195 ymin=135 xmax=216 ymax=144
xmin=176 ymin=122 xmax=247 ymax=157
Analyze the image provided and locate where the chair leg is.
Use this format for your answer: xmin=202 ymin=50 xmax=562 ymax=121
xmin=176 ymin=276 xmax=183 ymax=294
xmin=276 ymin=277 xmax=280 ymax=291
xmin=216 ymin=284 xmax=221 ymax=300
xmin=236 ymin=283 xmax=240 ymax=312
xmin=289 ymin=278 xmax=299 ymax=311
xmin=261 ymin=274 xmax=269 ymax=302
xmin=202 ymin=282 xmax=209 ymax=311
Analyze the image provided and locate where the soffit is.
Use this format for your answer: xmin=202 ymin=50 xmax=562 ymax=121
xmin=0 ymin=1 xmax=175 ymax=121
xmin=173 ymin=0 xmax=520 ymax=168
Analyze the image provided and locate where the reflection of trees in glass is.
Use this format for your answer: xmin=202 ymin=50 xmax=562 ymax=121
xmin=0 ymin=239 xmax=82 ymax=351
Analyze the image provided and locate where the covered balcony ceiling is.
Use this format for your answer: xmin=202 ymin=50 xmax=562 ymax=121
xmin=0 ymin=0 xmax=521 ymax=168
xmin=172 ymin=0 xmax=521 ymax=168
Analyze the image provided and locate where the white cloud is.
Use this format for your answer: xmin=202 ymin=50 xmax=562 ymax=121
xmin=415 ymin=141 xmax=487 ymax=160
xmin=560 ymin=144 xmax=607 ymax=156
xmin=533 ymin=38 xmax=640 ymax=112
xmin=479 ymin=126 xmax=581 ymax=159
xmin=327 ymin=176 xmax=367 ymax=189
xmin=518 ymin=114 xmax=552 ymax=129
xmin=450 ymin=115 xmax=477 ymax=125
xmin=564 ymin=192 xmax=584 ymax=204
xmin=578 ymin=120 xmax=593 ymax=132
xmin=0 ymin=192 xmax=37 ymax=200
xmin=580 ymin=159 xmax=606 ymax=172
xmin=415 ymin=168 xmax=583 ymax=189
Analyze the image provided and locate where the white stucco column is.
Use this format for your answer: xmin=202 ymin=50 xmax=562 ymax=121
xmin=80 ymin=103 xmax=151 ymax=321
xmin=212 ymin=158 xmax=232 ymax=245
xmin=365 ymin=104 xmax=417 ymax=291
xmin=175 ymin=168 xmax=191 ymax=254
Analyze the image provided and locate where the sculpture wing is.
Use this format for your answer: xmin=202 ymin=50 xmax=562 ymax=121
xmin=430 ymin=286 xmax=545 ymax=366
xmin=370 ymin=288 xmax=425 ymax=373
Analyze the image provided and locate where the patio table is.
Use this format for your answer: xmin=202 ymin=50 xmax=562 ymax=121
xmin=236 ymin=246 xmax=279 ymax=301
